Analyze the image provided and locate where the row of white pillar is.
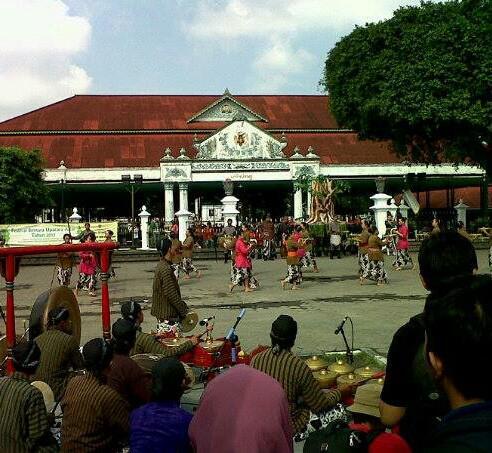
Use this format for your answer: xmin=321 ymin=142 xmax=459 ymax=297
xmin=293 ymin=188 xmax=312 ymax=221
xmin=164 ymin=182 xmax=189 ymax=222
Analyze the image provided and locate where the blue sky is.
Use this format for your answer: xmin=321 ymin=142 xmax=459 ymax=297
xmin=0 ymin=0 xmax=429 ymax=121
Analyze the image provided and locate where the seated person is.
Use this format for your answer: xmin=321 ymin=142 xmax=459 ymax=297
xmin=121 ymin=300 xmax=198 ymax=356
xmin=304 ymin=383 xmax=411 ymax=452
xmin=423 ymin=274 xmax=492 ymax=451
xmin=107 ymin=318 xmax=151 ymax=409
xmin=130 ymin=358 xmax=193 ymax=453
xmin=380 ymin=232 xmax=478 ymax=449
xmin=60 ymin=338 xmax=129 ymax=452
xmin=251 ymin=315 xmax=354 ymax=440
xmin=0 ymin=342 xmax=58 ymax=452
xmin=34 ymin=307 xmax=84 ymax=402
xmin=189 ymin=364 xmax=293 ymax=453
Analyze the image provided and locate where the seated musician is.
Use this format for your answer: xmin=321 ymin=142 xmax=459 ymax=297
xmin=151 ymin=237 xmax=189 ymax=323
xmin=121 ymin=300 xmax=198 ymax=356
xmin=107 ymin=319 xmax=151 ymax=409
xmin=0 ymin=342 xmax=58 ymax=452
xmin=251 ymin=315 xmax=355 ymax=441
xmin=34 ymin=307 xmax=84 ymax=402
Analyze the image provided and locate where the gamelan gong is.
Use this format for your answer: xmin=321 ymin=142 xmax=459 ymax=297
xmin=328 ymin=358 xmax=355 ymax=375
xmin=336 ymin=372 xmax=363 ymax=387
xmin=313 ymin=369 xmax=338 ymax=389
xmin=305 ymin=355 xmax=329 ymax=372
xmin=29 ymin=286 xmax=81 ymax=345
xmin=354 ymin=365 xmax=381 ymax=379
xmin=160 ymin=337 xmax=191 ymax=348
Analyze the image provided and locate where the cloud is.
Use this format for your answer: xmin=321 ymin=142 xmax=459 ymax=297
xmin=185 ymin=0 xmax=429 ymax=92
xmin=0 ymin=0 xmax=92 ymax=121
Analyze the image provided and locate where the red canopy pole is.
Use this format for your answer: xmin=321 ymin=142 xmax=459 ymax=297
xmin=5 ymin=254 xmax=16 ymax=375
xmin=99 ymin=250 xmax=111 ymax=340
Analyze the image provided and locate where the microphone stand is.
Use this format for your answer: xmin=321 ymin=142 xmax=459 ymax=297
xmin=339 ymin=325 xmax=354 ymax=364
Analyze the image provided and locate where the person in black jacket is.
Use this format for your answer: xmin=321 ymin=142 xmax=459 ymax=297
xmin=423 ymin=274 xmax=492 ymax=452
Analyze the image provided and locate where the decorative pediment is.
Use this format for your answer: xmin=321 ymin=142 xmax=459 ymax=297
xmin=195 ymin=120 xmax=286 ymax=160
xmin=188 ymin=90 xmax=267 ymax=123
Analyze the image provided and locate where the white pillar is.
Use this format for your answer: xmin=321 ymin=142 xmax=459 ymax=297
xmin=307 ymin=191 xmax=312 ymax=219
xmin=194 ymin=197 xmax=200 ymax=217
xmin=221 ymin=195 xmax=240 ymax=226
xmin=398 ymin=200 xmax=410 ymax=219
xmin=294 ymin=189 xmax=303 ymax=220
xmin=69 ymin=207 xmax=82 ymax=223
xmin=138 ymin=205 xmax=151 ymax=250
xmin=164 ymin=182 xmax=174 ymax=223
xmin=454 ymin=199 xmax=469 ymax=228
xmin=370 ymin=193 xmax=391 ymax=237
xmin=176 ymin=208 xmax=192 ymax=242
xmin=388 ymin=198 xmax=398 ymax=219
xmin=179 ymin=182 xmax=189 ymax=212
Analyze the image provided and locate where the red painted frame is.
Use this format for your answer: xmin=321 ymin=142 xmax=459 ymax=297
xmin=0 ymin=241 xmax=119 ymax=374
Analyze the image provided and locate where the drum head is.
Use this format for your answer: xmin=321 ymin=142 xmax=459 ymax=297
xmin=180 ymin=311 xmax=198 ymax=333
xmin=31 ymin=381 xmax=55 ymax=413
xmin=29 ymin=286 xmax=81 ymax=345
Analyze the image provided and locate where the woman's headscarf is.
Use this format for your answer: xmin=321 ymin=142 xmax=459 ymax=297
xmin=189 ymin=365 xmax=293 ymax=453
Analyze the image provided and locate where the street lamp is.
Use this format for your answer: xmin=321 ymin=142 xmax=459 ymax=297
xmin=58 ymin=161 xmax=67 ymax=222
xmin=121 ymin=174 xmax=143 ymax=249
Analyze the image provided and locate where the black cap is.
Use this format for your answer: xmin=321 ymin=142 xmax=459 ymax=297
xmin=112 ymin=318 xmax=137 ymax=343
xmin=121 ymin=300 xmax=142 ymax=322
xmin=271 ymin=315 xmax=297 ymax=343
xmin=12 ymin=341 xmax=41 ymax=373
xmin=82 ymin=338 xmax=113 ymax=372
xmin=48 ymin=307 xmax=69 ymax=326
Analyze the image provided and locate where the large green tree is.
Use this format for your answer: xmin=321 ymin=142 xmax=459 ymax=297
xmin=0 ymin=147 xmax=51 ymax=223
xmin=322 ymin=0 xmax=492 ymax=170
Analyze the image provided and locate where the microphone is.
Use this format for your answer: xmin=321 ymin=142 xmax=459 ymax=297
xmin=334 ymin=317 xmax=348 ymax=335
xmin=199 ymin=316 xmax=215 ymax=326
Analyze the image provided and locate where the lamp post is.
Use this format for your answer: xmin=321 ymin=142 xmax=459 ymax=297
xmin=58 ymin=161 xmax=67 ymax=222
xmin=122 ymin=174 xmax=143 ymax=249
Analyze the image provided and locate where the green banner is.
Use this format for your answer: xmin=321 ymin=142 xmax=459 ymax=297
xmin=0 ymin=222 xmax=118 ymax=247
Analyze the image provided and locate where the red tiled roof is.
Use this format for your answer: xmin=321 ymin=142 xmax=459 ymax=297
xmin=0 ymin=132 xmax=398 ymax=168
xmin=0 ymin=94 xmax=400 ymax=168
xmin=0 ymin=95 xmax=337 ymax=131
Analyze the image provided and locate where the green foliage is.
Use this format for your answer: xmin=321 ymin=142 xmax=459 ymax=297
xmin=294 ymin=174 xmax=350 ymax=199
xmin=0 ymin=147 xmax=51 ymax=223
xmin=322 ymin=0 xmax=492 ymax=170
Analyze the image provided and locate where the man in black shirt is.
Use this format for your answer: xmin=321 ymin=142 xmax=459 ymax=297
xmin=380 ymin=232 xmax=478 ymax=449
xmin=422 ymin=275 xmax=492 ymax=451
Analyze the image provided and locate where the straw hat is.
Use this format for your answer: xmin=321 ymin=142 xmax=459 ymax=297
xmin=31 ymin=381 xmax=55 ymax=413
xmin=346 ymin=383 xmax=381 ymax=418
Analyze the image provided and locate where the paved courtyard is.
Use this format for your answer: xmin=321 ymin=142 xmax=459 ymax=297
xmin=4 ymin=249 xmax=490 ymax=356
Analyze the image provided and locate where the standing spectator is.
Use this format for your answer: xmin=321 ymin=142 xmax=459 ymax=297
xmin=423 ymin=275 xmax=492 ymax=451
xmin=56 ymin=233 xmax=75 ymax=286
xmin=130 ymin=358 xmax=193 ymax=453
xmin=60 ymin=338 xmax=129 ymax=452
xmin=190 ymin=365 xmax=293 ymax=453
xmin=76 ymin=232 xmax=98 ymax=297
xmin=380 ymin=232 xmax=478 ymax=450
xmin=0 ymin=342 xmax=58 ymax=452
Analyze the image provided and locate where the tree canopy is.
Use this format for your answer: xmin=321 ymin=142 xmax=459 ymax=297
xmin=322 ymin=0 xmax=492 ymax=170
xmin=0 ymin=147 xmax=51 ymax=223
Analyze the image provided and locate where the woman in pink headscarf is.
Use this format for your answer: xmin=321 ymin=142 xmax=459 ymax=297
xmin=189 ymin=365 xmax=293 ymax=453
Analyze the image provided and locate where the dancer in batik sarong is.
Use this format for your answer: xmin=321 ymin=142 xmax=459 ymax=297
xmin=361 ymin=226 xmax=388 ymax=285
xmin=281 ymin=232 xmax=302 ymax=290
xmin=357 ymin=220 xmax=370 ymax=279
xmin=229 ymin=228 xmax=257 ymax=292
xmin=299 ymin=222 xmax=319 ymax=272
xmin=181 ymin=228 xmax=201 ymax=279
xmin=169 ymin=232 xmax=183 ymax=279
xmin=393 ymin=217 xmax=414 ymax=270
xmin=76 ymin=233 xmax=98 ymax=296
xmin=56 ymin=233 xmax=75 ymax=286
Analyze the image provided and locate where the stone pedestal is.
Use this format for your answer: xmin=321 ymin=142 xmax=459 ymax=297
xmin=179 ymin=182 xmax=189 ymax=212
xmin=221 ymin=195 xmax=240 ymax=226
xmin=388 ymin=198 xmax=398 ymax=219
xmin=164 ymin=182 xmax=174 ymax=223
xmin=370 ymin=193 xmax=391 ymax=237
xmin=138 ymin=205 xmax=151 ymax=250
xmin=294 ymin=189 xmax=303 ymax=220
xmin=175 ymin=208 xmax=192 ymax=242
xmin=455 ymin=199 xmax=469 ymax=228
